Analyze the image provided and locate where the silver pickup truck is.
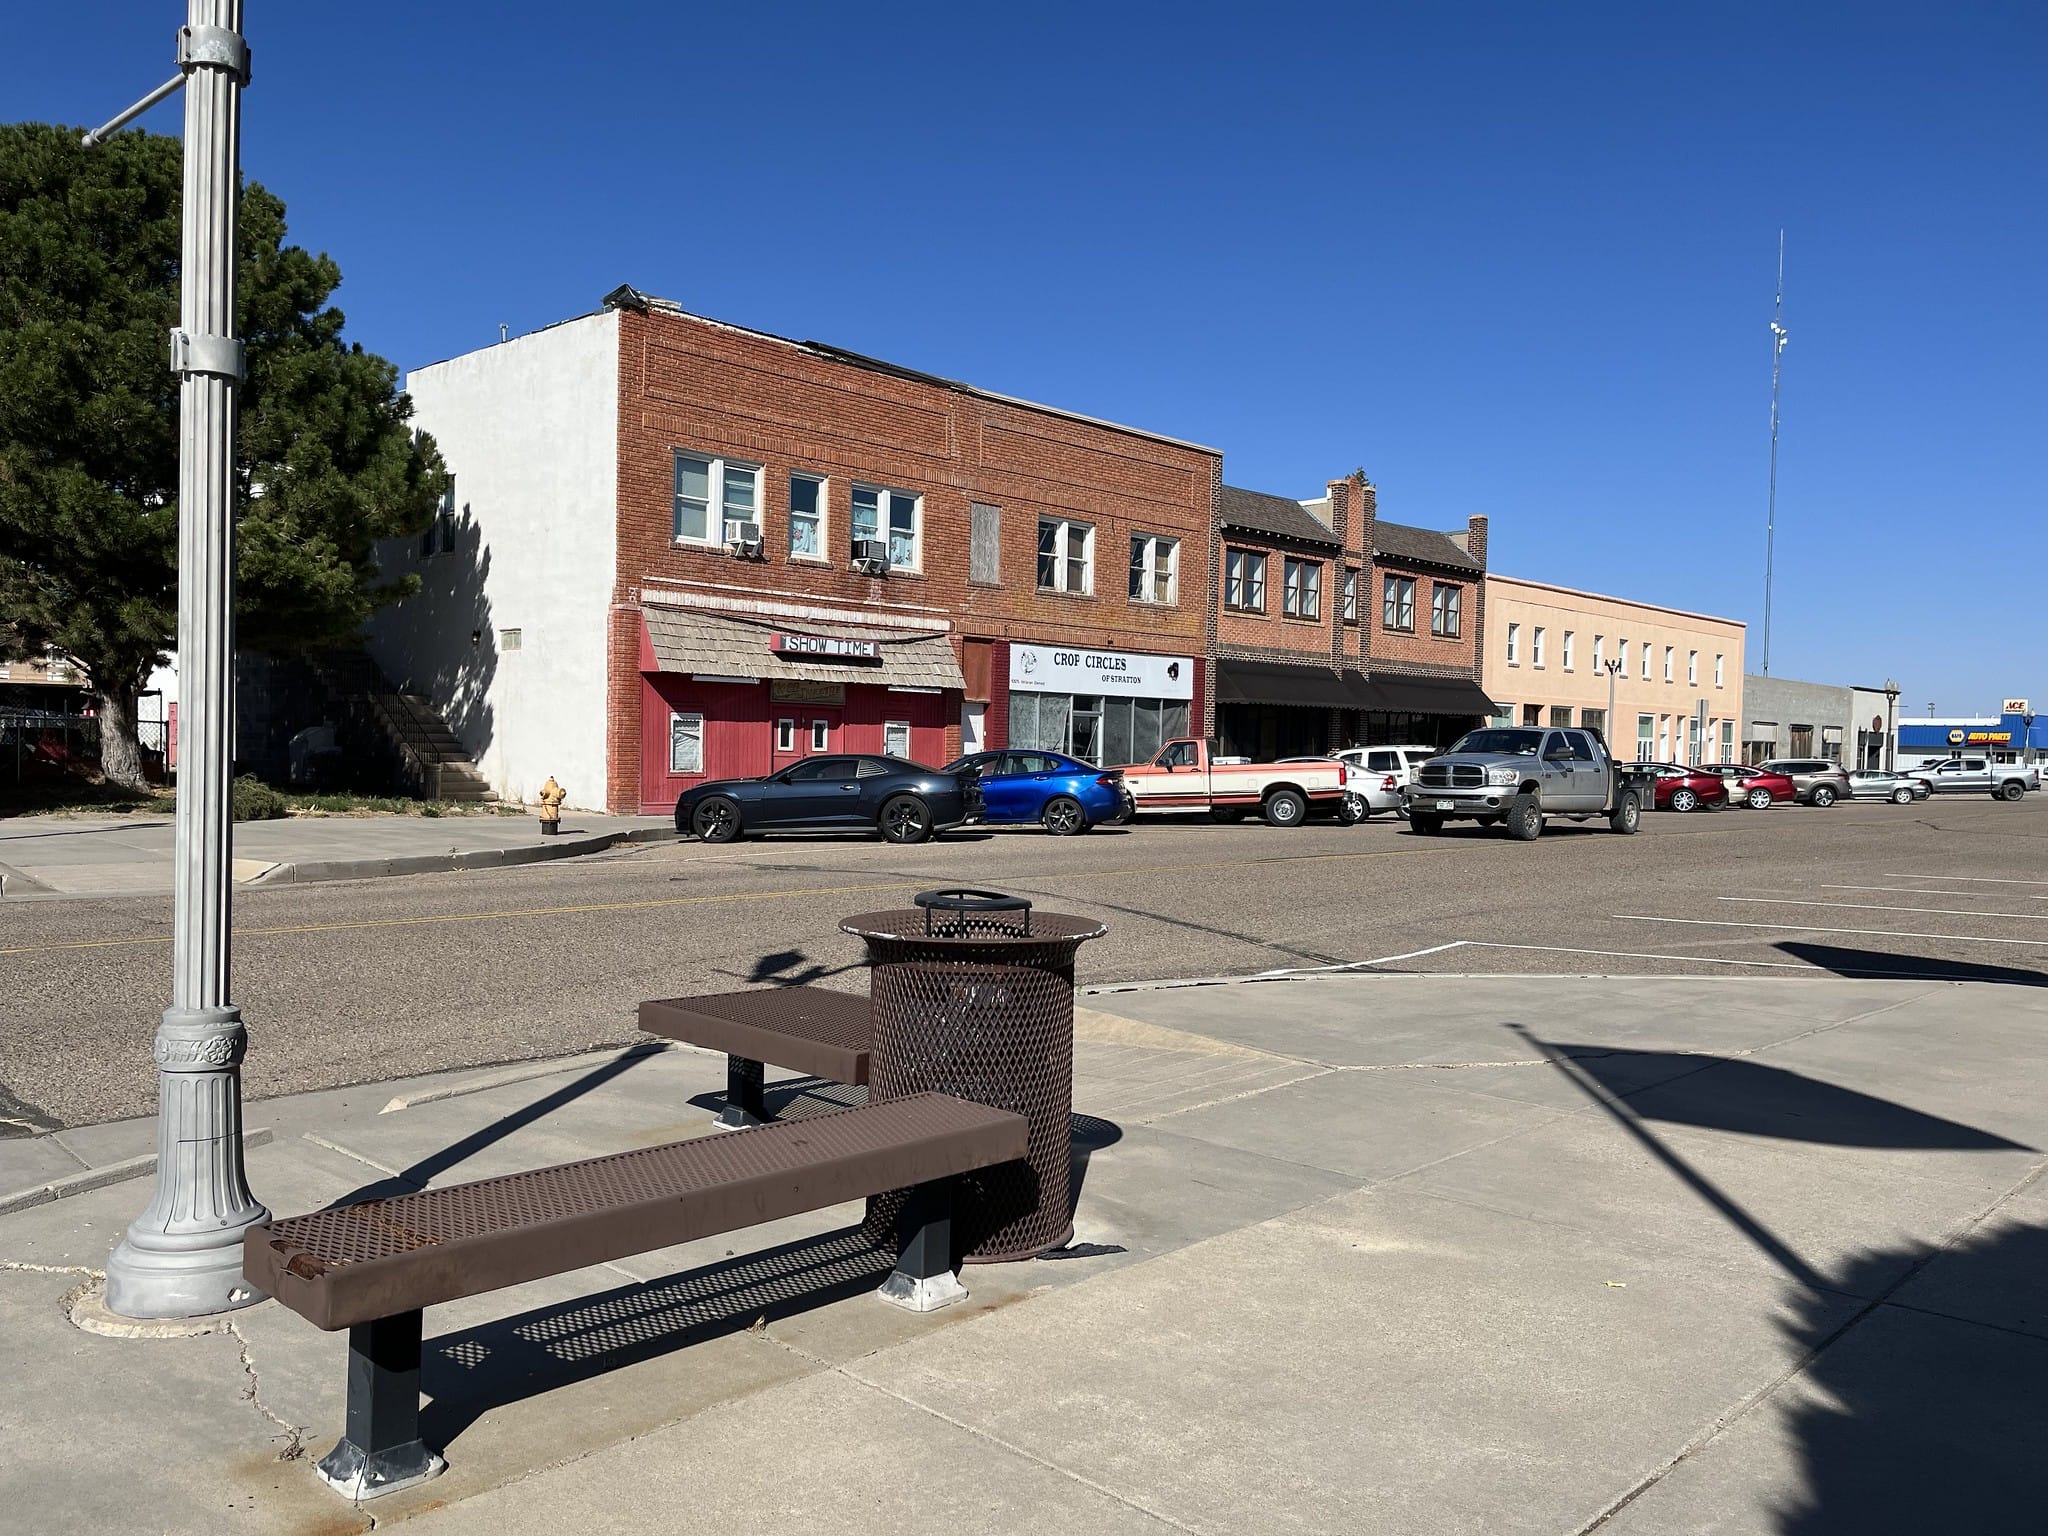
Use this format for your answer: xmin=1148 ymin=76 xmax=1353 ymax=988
xmin=1400 ymin=726 xmax=1654 ymax=840
xmin=1910 ymin=756 xmax=2037 ymax=800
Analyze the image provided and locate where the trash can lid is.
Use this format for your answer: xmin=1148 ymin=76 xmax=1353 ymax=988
xmin=839 ymin=907 xmax=1107 ymax=945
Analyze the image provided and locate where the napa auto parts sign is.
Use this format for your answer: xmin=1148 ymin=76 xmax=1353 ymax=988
xmin=1008 ymin=643 xmax=1193 ymax=700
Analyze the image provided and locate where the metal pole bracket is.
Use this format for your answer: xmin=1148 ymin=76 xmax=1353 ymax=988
xmin=179 ymin=23 xmax=251 ymax=85
xmin=170 ymin=328 xmax=246 ymax=382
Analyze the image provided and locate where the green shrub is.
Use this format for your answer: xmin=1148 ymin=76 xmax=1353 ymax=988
xmin=230 ymin=775 xmax=289 ymax=821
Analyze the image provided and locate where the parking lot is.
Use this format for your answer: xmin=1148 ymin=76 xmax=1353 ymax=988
xmin=5 ymin=790 xmax=2045 ymax=1128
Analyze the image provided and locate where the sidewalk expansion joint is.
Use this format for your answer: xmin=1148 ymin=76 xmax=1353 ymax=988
xmin=300 ymin=1132 xmax=410 ymax=1180
xmin=840 ymin=1367 xmax=1201 ymax=1533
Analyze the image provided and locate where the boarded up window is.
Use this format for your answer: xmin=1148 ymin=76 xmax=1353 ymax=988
xmin=969 ymin=502 xmax=1001 ymax=583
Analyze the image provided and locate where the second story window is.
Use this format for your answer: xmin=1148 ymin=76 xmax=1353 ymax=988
xmin=1382 ymin=574 xmax=1416 ymax=631
xmin=1343 ymin=569 xmax=1358 ymax=622
xmin=1617 ymin=638 xmax=1628 ymax=675
xmin=1037 ymin=516 xmax=1094 ymax=595
xmin=1715 ymin=653 xmax=1725 ymax=688
xmin=1128 ymin=534 xmax=1178 ymax=604
xmin=1593 ymin=635 xmax=1604 ymax=671
xmin=1282 ymin=558 xmax=1322 ymax=619
xmin=1506 ymin=622 xmax=1521 ymax=665
xmin=1688 ymin=650 xmax=1699 ymax=686
xmin=851 ymin=484 xmax=919 ymax=568
xmin=1562 ymin=629 xmax=1575 ymax=670
xmin=422 ymin=480 xmax=457 ymax=556
xmin=788 ymin=473 xmax=825 ymax=559
xmin=673 ymin=451 xmax=760 ymax=547
xmin=1432 ymin=583 xmax=1463 ymax=638
xmin=1533 ymin=626 xmax=1547 ymax=667
xmin=1225 ymin=549 xmax=1266 ymax=611
xmin=969 ymin=502 xmax=1001 ymax=583
xmin=1664 ymin=645 xmax=1675 ymax=683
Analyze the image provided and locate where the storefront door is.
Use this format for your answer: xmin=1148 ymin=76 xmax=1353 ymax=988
xmin=800 ymin=709 xmax=842 ymax=758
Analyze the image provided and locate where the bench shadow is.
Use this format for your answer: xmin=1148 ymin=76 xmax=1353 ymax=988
xmin=418 ymin=1224 xmax=893 ymax=1453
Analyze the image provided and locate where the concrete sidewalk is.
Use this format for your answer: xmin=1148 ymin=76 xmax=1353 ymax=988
xmin=0 ymin=811 xmax=675 ymax=897
xmin=2 ymin=973 xmax=2044 ymax=1532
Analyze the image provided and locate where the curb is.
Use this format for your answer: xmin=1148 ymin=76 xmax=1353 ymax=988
xmin=246 ymin=824 xmax=675 ymax=886
xmin=0 ymin=1126 xmax=274 ymax=1216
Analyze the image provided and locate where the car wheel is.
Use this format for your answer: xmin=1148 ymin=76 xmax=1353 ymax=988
xmin=1671 ymin=787 xmax=1698 ymax=813
xmin=1507 ymin=796 xmax=1545 ymax=841
xmin=1891 ymin=787 xmax=1913 ymax=804
xmin=1263 ymin=788 xmax=1307 ymax=827
xmin=1608 ymin=790 xmax=1641 ymax=834
xmin=1409 ymin=813 xmax=1444 ymax=835
xmin=1811 ymin=785 xmax=1838 ymax=807
xmin=1747 ymin=788 xmax=1773 ymax=809
xmin=879 ymin=795 xmax=933 ymax=844
xmin=1337 ymin=793 xmax=1367 ymax=826
xmin=1040 ymin=796 xmax=1088 ymax=836
xmin=691 ymin=797 xmax=742 ymax=844
xmin=2001 ymin=781 xmax=2026 ymax=801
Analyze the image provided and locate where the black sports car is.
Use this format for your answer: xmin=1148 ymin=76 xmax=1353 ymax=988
xmin=674 ymin=754 xmax=982 ymax=844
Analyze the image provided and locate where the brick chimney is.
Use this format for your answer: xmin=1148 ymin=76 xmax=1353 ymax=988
xmin=1464 ymin=513 xmax=1488 ymax=570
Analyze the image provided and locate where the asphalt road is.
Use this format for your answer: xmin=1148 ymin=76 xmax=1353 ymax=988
xmin=5 ymin=793 xmax=2046 ymax=1130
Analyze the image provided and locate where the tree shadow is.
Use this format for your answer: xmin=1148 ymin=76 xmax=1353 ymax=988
xmin=1774 ymin=1220 xmax=2048 ymax=1532
xmin=1776 ymin=940 xmax=2048 ymax=988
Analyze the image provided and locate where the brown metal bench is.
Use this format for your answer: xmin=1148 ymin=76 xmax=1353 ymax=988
xmin=244 ymin=1092 xmax=1024 ymax=1501
xmin=638 ymin=988 xmax=872 ymax=1129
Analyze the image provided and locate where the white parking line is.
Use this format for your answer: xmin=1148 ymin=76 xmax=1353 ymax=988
xmin=1617 ymin=915 xmax=2048 ymax=947
xmin=1884 ymin=873 xmax=2048 ymax=887
xmin=1821 ymin=884 xmax=2048 ymax=899
xmin=1255 ymin=940 xmax=1469 ymax=977
xmin=1467 ymin=941 xmax=1812 ymax=970
xmin=1720 ymin=896 xmax=2048 ymax=922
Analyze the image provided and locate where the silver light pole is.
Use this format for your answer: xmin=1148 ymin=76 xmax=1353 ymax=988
xmin=1883 ymin=679 xmax=1900 ymax=772
xmin=101 ymin=0 xmax=269 ymax=1319
xmin=1761 ymin=231 xmax=1787 ymax=678
xmin=1603 ymin=659 xmax=1624 ymax=756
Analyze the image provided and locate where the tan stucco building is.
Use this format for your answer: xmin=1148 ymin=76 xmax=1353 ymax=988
xmin=1481 ymin=576 xmax=1747 ymax=763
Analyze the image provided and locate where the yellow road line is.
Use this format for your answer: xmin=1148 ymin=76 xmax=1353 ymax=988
xmin=1 ymin=846 xmax=1421 ymax=958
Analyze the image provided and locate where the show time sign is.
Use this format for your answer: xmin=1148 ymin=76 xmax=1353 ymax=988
xmin=771 ymin=632 xmax=882 ymax=662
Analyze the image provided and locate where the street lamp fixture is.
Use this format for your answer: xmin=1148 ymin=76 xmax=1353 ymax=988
xmin=89 ymin=1 xmax=268 ymax=1319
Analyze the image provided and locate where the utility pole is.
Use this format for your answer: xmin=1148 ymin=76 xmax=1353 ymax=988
xmin=94 ymin=0 xmax=269 ymax=1320
xmin=1762 ymin=231 xmax=1788 ymax=677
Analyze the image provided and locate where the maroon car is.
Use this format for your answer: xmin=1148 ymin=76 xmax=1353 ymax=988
xmin=1698 ymin=762 xmax=1797 ymax=809
xmin=1647 ymin=763 xmax=1730 ymax=812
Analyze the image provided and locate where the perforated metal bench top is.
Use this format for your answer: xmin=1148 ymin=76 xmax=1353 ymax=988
xmin=244 ymin=1093 xmax=1024 ymax=1331
xmin=638 ymin=987 xmax=873 ymax=1085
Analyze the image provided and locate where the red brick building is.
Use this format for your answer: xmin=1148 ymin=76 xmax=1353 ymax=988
xmin=372 ymin=290 xmax=1219 ymax=813
xmin=1210 ymin=471 xmax=1491 ymax=756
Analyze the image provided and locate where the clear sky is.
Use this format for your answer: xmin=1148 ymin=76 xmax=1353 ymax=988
xmin=9 ymin=3 xmax=2043 ymax=714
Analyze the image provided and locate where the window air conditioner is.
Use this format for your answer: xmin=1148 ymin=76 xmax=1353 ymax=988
xmin=851 ymin=538 xmax=891 ymax=575
xmin=724 ymin=520 xmax=763 ymax=559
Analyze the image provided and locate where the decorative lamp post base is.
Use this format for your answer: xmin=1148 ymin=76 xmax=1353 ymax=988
xmin=103 ymin=1005 xmax=270 ymax=1319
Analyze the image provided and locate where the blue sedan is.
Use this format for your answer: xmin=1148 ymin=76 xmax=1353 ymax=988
xmin=944 ymin=751 xmax=1130 ymax=835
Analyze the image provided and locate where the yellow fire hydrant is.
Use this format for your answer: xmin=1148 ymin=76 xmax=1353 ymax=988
xmin=537 ymin=776 xmax=567 ymax=836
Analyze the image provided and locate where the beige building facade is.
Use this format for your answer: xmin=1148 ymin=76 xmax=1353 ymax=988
xmin=1482 ymin=576 xmax=1747 ymax=764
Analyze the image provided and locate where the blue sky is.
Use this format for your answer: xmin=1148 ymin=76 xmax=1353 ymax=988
xmin=10 ymin=3 xmax=2043 ymax=712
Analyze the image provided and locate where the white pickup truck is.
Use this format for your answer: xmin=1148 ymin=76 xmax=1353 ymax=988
xmin=1117 ymin=738 xmax=1348 ymax=827
xmin=1909 ymin=756 xmax=2037 ymax=800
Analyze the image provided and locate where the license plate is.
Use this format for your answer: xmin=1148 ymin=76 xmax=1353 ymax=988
xmin=1434 ymin=800 xmax=1457 ymax=811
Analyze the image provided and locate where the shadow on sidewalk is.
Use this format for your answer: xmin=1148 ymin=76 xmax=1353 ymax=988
xmin=418 ymin=1224 xmax=893 ymax=1452
xmin=1775 ymin=1221 xmax=2048 ymax=1532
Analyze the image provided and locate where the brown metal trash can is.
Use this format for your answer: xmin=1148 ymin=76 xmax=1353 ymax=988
xmin=843 ymin=890 xmax=1106 ymax=1263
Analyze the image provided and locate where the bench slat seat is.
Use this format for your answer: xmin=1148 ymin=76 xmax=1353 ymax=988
xmin=245 ymin=1092 xmax=1023 ymax=1333
xmin=638 ymin=988 xmax=872 ymax=1086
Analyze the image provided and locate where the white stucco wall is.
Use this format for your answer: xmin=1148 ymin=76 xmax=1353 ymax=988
xmin=366 ymin=311 xmax=619 ymax=808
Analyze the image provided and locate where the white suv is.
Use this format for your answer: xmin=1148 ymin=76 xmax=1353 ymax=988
xmin=1333 ymin=744 xmax=1440 ymax=817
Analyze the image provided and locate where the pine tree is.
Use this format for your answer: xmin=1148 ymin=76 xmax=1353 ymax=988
xmin=0 ymin=122 xmax=446 ymax=787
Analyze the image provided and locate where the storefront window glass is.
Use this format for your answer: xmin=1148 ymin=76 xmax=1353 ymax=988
xmin=670 ymin=712 xmax=703 ymax=774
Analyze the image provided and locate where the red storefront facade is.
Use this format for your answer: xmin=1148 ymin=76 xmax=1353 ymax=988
xmin=606 ymin=291 xmax=1220 ymax=815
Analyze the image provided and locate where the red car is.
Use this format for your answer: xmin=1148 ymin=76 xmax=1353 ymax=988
xmin=1698 ymin=763 xmax=1796 ymax=809
xmin=1646 ymin=763 xmax=1730 ymax=812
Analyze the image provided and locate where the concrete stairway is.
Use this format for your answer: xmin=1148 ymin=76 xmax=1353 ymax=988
xmin=309 ymin=650 xmax=496 ymax=804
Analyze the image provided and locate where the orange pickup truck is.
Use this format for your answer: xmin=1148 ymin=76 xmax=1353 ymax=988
xmin=1117 ymin=738 xmax=1349 ymax=827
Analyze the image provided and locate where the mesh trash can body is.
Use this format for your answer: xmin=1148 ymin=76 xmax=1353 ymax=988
xmin=842 ymin=901 xmax=1104 ymax=1263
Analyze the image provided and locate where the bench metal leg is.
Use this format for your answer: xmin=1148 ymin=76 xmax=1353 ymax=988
xmin=715 ymin=1055 xmax=767 ymax=1130
xmin=316 ymin=1311 xmax=445 ymax=1501
xmin=877 ymin=1179 xmax=969 ymax=1312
